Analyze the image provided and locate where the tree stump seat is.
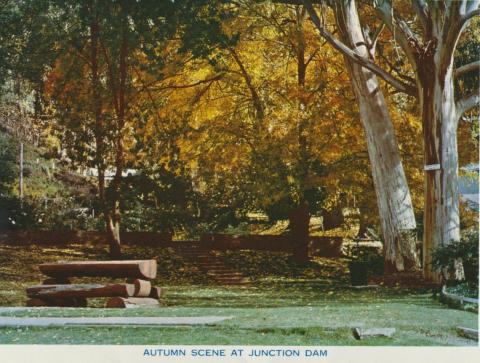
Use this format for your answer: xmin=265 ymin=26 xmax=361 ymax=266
xmin=26 ymin=260 xmax=162 ymax=308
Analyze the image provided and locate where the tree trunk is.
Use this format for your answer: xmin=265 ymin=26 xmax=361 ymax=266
xmin=419 ymin=46 xmax=462 ymax=282
xmin=335 ymin=1 xmax=418 ymax=272
xmin=106 ymin=212 xmax=121 ymax=258
xmin=88 ymin=4 xmax=121 ymax=259
xmin=104 ymin=14 xmax=129 ymax=259
xmin=288 ymin=201 xmax=310 ymax=263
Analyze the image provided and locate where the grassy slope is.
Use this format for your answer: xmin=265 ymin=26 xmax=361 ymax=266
xmin=0 ymin=243 xmax=477 ymax=345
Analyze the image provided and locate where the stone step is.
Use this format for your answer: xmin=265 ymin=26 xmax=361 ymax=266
xmin=197 ymin=263 xmax=228 ymax=267
xmin=205 ymin=269 xmax=238 ymax=273
xmin=207 ymin=273 xmax=244 ymax=278
xmin=201 ymin=264 xmax=229 ymax=268
xmin=214 ymin=279 xmax=250 ymax=285
xmin=215 ymin=276 xmax=249 ymax=283
xmin=176 ymin=247 xmax=248 ymax=285
xmin=179 ymin=254 xmax=212 ymax=258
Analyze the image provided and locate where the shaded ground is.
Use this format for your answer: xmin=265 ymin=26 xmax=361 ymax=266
xmin=0 ymin=243 xmax=477 ymax=345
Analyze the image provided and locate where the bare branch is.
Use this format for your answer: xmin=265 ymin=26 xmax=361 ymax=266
xmin=305 ymin=47 xmax=320 ymax=66
xmin=228 ymin=47 xmax=265 ymax=120
xmin=370 ymin=22 xmax=385 ymax=54
xmin=411 ymin=0 xmax=431 ymax=35
xmin=456 ymin=89 xmax=480 ymax=119
xmin=372 ymin=0 xmax=421 ymax=70
xmin=149 ymin=74 xmax=224 ymax=92
xmin=455 ymin=60 xmax=480 ymax=78
xmin=457 ymin=1 xmax=480 ymax=29
xmin=301 ymin=0 xmax=417 ymax=96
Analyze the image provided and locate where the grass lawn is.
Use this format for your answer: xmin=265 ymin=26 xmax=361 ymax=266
xmin=0 ymin=243 xmax=477 ymax=345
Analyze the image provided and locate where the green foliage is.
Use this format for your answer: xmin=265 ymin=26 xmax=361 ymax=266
xmin=431 ymin=229 xmax=479 ymax=285
xmin=445 ymin=282 xmax=478 ymax=299
xmin=343 ymin=243 xmax=384 ymax=275
xmin=0 ymin=132 xmax=17 ymax=193
xmin=0 ymin=131 xmax=99 ymax=231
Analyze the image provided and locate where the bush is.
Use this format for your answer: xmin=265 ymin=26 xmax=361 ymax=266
xmin=431 ymin=229 xmax=479 ymax=285
xmin=342 ymin=242 xmax=384 ymax=275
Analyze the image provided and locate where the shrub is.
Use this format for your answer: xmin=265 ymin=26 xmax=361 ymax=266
xmin=431 ymin=229 xmax=479 ymax=285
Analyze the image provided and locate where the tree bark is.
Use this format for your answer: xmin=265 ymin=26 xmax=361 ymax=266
xmin=27 ymin=283 xmax=136 ymax=299
xmin=334 ymin=1 xmax=418 ymax=272
xmin=288 ymin=201 xmax=310 ymax=263
xmin=290 ymin=8 xmax=312 ymax=264
xmin=372 ymin=0 xmax=479 ymax=281
xmin=419 ymin=35 xmax=462 ymax=282
xmin=104 ymin=12 xmax=129 ymax=259
xmin=39 ymin=260 xmax=158 ymax=279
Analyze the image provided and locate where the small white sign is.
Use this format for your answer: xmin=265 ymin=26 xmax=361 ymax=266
xmin=424 ymin=164 xmax=441 ymax=171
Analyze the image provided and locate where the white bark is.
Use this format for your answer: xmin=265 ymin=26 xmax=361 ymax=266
xmin=421 ymin=48 xmax=462 ymax=281
xmin=418 ymin=2 xmax=478 ymax=281
xmin=335 ymin=0 xmax=418 ymax=271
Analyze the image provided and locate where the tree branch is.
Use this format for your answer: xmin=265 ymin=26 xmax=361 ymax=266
xmin=371 ymin=0 xmax=420 ymax=71
xmin=411 ymin=0 xmax=431 ymax=35
xmin=456 ymin=89 xmax=480 ymax=119
xmin=455 ymin=60 xmax=480 ymax=78
xmin=149 ymin=74 xmax=224 ymax=92
xmin=457 ymin=1 xmax=480 ymax=30
xmin=301 ymin=0 xmax=417 ymax=96
xmin=369 ymin=22 xmax=385 ymax=55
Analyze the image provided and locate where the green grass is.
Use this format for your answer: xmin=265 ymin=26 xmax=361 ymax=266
xmin=0 ymin=243 xmax=477 ymax=345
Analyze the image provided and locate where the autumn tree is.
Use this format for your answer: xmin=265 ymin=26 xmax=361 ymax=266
xmin=41 ymin=0 xmax=233 ymax=256
xmin=269 ymin=0 xmax=418 ymax=271
xmin=151 ymin=1 xmax=371 ymax=261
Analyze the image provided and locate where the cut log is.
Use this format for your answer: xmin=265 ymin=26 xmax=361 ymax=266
xmin=149 ymin=286 xmax=163 ymax=299
xmin=456 ymin=327 xmax=478 ymax=341
xmin=27 ymin=283 xmax=135 ymax=299
xmin=39 ymin=260 xmax=157 ymax=280
xmin=26 ymin=297 xmax=87 ymax=307
xmin=26 ymin=298 xmax=48 ymax=307
xmin=353 ymin=327 xmax=396 ymax=340
xmin=43 ymin=278 xmax=71 ymax=285
xmin=106 ymin=297 xmax=160 ymax=308
xmin=131 ymin=279 xmax=151 ymax=297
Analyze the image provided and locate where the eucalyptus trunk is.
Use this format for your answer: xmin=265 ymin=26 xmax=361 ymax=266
xmin=418 ymin=26 xmax=462 ymax=282
xmin=335 ymin=0 xmax=418 ymax=272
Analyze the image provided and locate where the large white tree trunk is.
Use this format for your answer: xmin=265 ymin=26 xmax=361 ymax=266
xmin=336 ymin=0 xmax=418 ymax=272
xmin=420 ymin=47 xmax=462 ymax=282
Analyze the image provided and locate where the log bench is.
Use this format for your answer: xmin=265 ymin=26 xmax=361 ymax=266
xmin=26 ymin=260 xmax=163 ymax=308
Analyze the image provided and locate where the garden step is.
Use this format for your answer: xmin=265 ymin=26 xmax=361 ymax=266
xmin=215 ymin=276 xmax=249 ymax=281
xmin=205 ymin=269 xmax=239 ymax=273
xmin=198 ymin=263 xmax=227 ymax=269
xmin=207 ymin=271 xmax=243 ymax=276
xmin=176 ymin=247 xmax=249 ymax=285
xmin=179 ymin=254 xmax=211 ymax=258
xmin=214 ymin=279 xmax=250 ymax=285
xmin=208 ymin=274 xmax=242 ymax=277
